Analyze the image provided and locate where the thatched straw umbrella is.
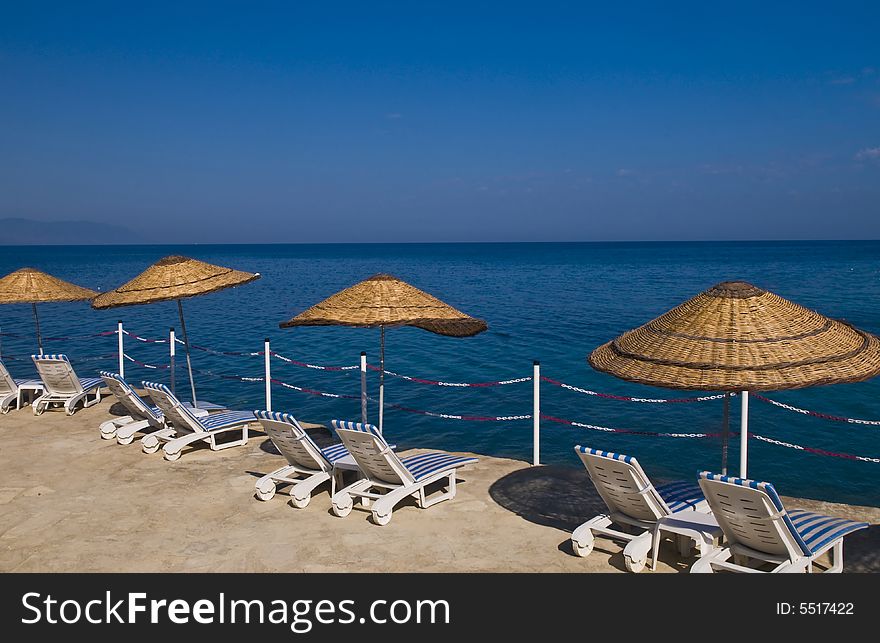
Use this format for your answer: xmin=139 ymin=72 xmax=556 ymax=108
xmin=280 ymin=273 xmax=487 ymax=432
xmin=589 ymin=281 xmax=880 ymax=477
xmin=92 ymin=256 xmax=260 ymax=406
xmin=0 ymin=268 xmax=97 ymax=354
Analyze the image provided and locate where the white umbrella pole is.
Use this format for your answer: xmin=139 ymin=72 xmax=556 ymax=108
xmin=740 ymin=390 xmax=749 ymax=478
xmin=32 ymin=303 xmax=43 ymax=355
xmin=177 ymin=299 xmax=197 ymax=407
xmin=721 ymin=392 xmax=730 ymax=475
xmin=378 ymin=325 xmax=385 ymax=434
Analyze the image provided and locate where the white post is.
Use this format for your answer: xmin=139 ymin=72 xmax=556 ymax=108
xmin=360 ymin=351 xmax=367 ymax=424
xmin=264 ymin=338 xmax=272 ymax=412
xmin=533 ymin=360 xmax=541 ymax=466
xmin=169 ymin=327 xmax=176 ymax=394
xmin=740 ymin=390 xmax=750 ymax=478
xmin=117 ymin=320 xmax=124 ymax=378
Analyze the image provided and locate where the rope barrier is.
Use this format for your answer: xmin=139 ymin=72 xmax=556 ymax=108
xmin=540 ymin=376 xmax=727 ymax=403
xmin=541 ymin=413 xmax=721 ymax=438
xmin=368 ymin=364 xmax=531 ymax=387
xmin=271 ymin=351 xmax=360 ymax=371
xmin=753 ymin=394 xmax=880 ymax=427
xmin=271 ymin=379 xmax=361 ymax=400
xmin=751 ymin=433 xmax=880 ymax=463
xmin=122 ymin=354 xmax=170 ymax=370
xmin=121 ymin=330 xmax=167 ymax=344
xmin=377 ymin=398 xmax=532 ymax=421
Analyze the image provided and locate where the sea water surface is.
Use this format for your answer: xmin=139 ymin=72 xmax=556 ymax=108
xmin=2 ymin=241 xmax=879 ymax=506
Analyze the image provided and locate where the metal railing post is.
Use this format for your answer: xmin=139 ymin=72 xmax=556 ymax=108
xmin=117 ymin=320 xmax=124 ymax=377
xmin=264 ymin=338 xmax=272 ymax=412
xmin=533 ymin=360 xmax=541 ymax=466
xmin=169 ymin=327 xmax=176 ymax=394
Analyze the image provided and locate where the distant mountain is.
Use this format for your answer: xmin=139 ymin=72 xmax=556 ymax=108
xmin=0 ymin=218 xmax=151 ymax=245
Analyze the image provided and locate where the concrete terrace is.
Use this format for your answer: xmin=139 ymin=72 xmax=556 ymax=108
xmin=1 ymin=397 xmax=878 ymax=573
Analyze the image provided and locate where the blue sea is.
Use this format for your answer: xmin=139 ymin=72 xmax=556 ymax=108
xmin=2 ymin=241 xmax=879 ymax=507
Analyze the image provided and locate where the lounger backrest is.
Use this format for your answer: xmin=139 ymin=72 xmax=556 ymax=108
xmin=32 ymin=354 xmax=84 ymax=396
xmin=100 ymin=371 xmax=160 ymax=422
xmin=0 ymin=360 xmax=16 ymax=395
xmin=142 ymin=381 xmax=203 ymax=435
xmin=254 ymin=410 xmax=331 ymax=472
xmin=698 ymin=472 xmax=809 ymax=560
xmin=575 ymin=446 xmax=672 ymax=522
xmin=332 ymin=420 xmax=415 ymax=485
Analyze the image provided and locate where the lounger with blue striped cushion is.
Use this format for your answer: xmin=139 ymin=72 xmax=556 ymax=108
xmin=692 ymin=472 xmax=868 ymax=573
xmin=571 ymin=446 xmax=709 ymax=573
xmin=252 ymin=410 xmax=353 ymax=506
xmin=98 ymin=371 xmax=216 ymax=444
xmin=329 ymin=419 xmax=478 ymax=525
xmin=140 ymin=381 xmax=252 ymax=461
xmin=0 ymin=359 xmax=43 ymax=414
xmin=31 ymin=354 xmax=103 ymax=416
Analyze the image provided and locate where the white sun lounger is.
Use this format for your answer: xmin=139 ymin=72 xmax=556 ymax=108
xmin=252 ymin=410 xmax=351 ymax=507
xmin=329 ymin=420 xmax=477 ymax=525
xmin=692 ymin=471 xmax=868 ymax=573
xmin=31 ymin=354 xmax=103 ymax=416
xmin=98 ymin=371 xmax=213 ymax=444
xmin=141 ymin=381 xmax=252 ymax=461
xmin=0 ymin=359 xmax=43 ymax=414
xmin=571 ymin=446 xmax=709 ymax=573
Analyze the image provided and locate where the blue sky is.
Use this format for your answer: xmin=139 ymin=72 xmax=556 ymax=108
xmin=1 ymin=2 xmax=878 ymax=242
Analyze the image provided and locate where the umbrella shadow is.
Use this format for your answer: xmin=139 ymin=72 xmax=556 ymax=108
xmin=840 ymin=525 xmax=880 ymax=573
xmin=488 ymin=465 xmax=603 ymax=533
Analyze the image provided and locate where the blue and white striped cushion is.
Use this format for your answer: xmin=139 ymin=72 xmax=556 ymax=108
xmin=32 ymin=354 xmax=69 ymax=362
xmin=200 ymin=410 xmax=255 ymax=431
xmin=574 ymin=445 xmax=634 ymax=464
xmin=787 ymin=509 xmax=868 ymax=555
xmin=331 ymin=419 xmax=380 ymax=435
xmin=321 ymin=443 xmax=350 ymax=463
xmin=78 ymin=377 xmax=103 ymax=391
xmin=656 ymin=481 xmax=705 ymax=512
xmin=13 ymin=379 xmax=42 ymax=387
xmin=400 ymin=452 xmax=478 ymax=481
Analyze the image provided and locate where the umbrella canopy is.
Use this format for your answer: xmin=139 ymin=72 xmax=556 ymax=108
xmin=280 ymin=273 xmax=487 ymax=431
xmin=93 ymin=256 xmax=260 ymax=406
xmin=91 ymin=255 xmax=260 ymax=309
xmin=0 ymin=267 xmax=98 ymax=353
xmin=280 ymin=273 xmax=487 ymax=336
xmin=589 ymin=280 xmax=880 ymax=477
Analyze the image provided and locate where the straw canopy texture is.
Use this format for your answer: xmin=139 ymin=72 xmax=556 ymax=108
xmin=92 ymin=256 xmax=260 ymax=309
xmin=279 ymin=273 xmax=488 ymax=337
xmin=0 ymin=267 xmax=97 ymax=304
xmin=589 ymin=281 xmax=880 ymax=391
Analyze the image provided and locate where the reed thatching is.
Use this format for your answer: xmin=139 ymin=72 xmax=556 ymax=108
xmin=589 ymin=280 xmax=880 ymax=391
xmin=280 ymin=273 xmax=488 ymax=337
xmin=92 ymin=255 xmax=260 ymax=309
xmin=0 ymin=267 xmax=97 ymax=304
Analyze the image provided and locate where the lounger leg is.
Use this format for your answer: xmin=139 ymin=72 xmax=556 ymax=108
xmin=571 ymin=515 xmax=613 ymax=558
xmin=690 ymin=548 xmax=730 ymax=573
xmin=163 ymin=431 xmax=212 ymax=460
xmin=331 ymin=478 xmax=372 ymax=518
xmin=142 ymin=428 xmax=175 ymax=454
xmin=827 ymin=540 xmax=844 ymax=573
xmin=255 ymin=466 xmax=300 ymax=501
xmin=208 ymin=424 xmax=250 ymax=451
xmin=289 ymin=472 xmax=332 ymax=509
xmin=100 ymin=415 xmax=133 ymax=439
xmin=114 ymin=419 xmax=151 ymax=444
xmin=622 ymin=531 xmax=653 ymax=573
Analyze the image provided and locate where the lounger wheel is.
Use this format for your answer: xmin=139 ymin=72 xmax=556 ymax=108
xmin=142 ymin=442 xmax=160 ymax=454
xmin=372 ymin=511 xmax=392 ymax=526
xmin=164 ymin=450 xmax=181 ymax=462
xmin=572 ymin=532 xmax=595 ymax=557
xmin=624 ymin=554 xmax=646 ymax=574
xmin=142 ymin=436 xmax=160 ymax=454
xmin=332 ymin=496 xmax=353 ymax=518
xmin=101 ymin=431 xmax=115 ymax=440
xmin=254 ymin=481 xmax=276 ymax=502
xmin=117 ymin=434 xmax=134 ymax=446
xmin=290 ymin=494 xmax=310 ymax=509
